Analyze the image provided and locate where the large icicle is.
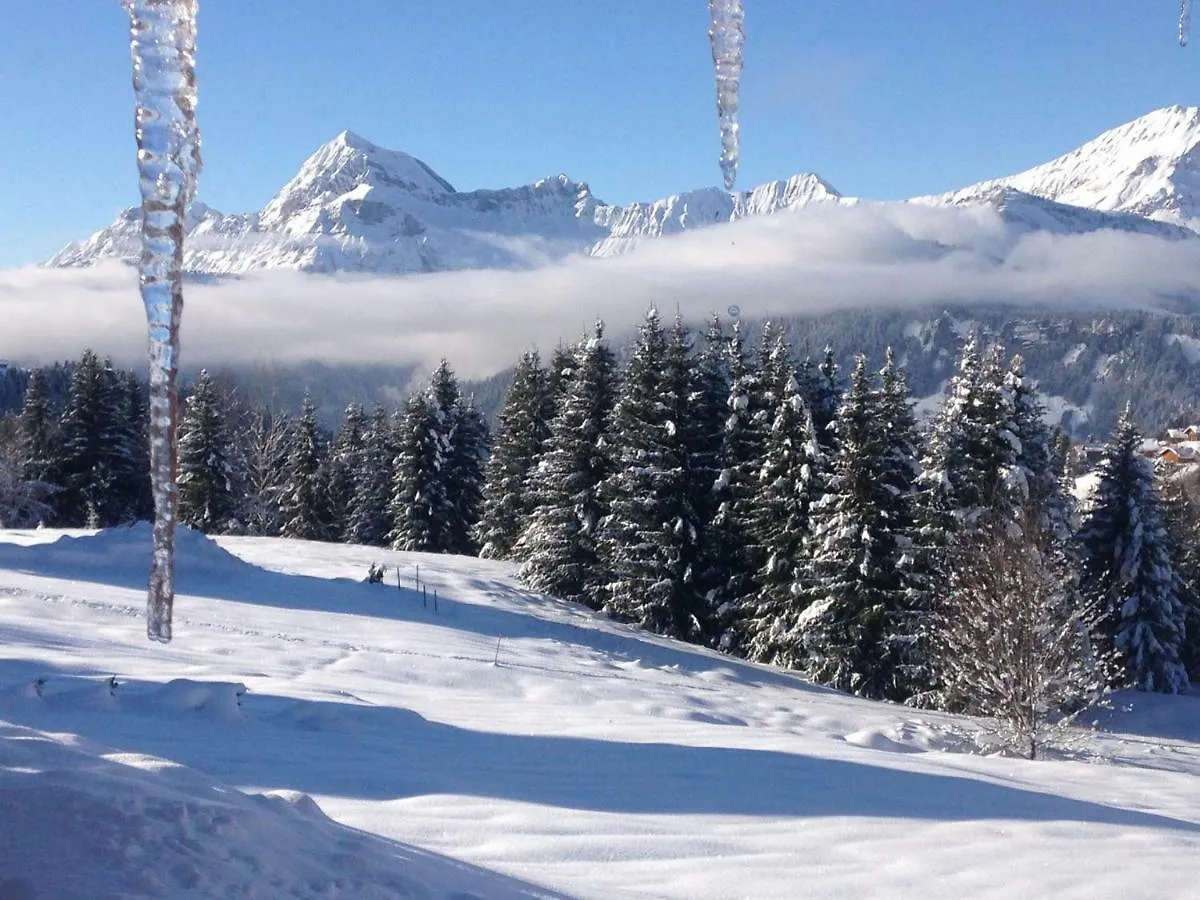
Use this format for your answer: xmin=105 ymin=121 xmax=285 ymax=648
xmin=123 ymin=0 xmax=201 ymax=643
xmin=1182 ymin=0 xmax=1192 ymax=47
xmin=708 ymin=0 xmax=745 ymax=189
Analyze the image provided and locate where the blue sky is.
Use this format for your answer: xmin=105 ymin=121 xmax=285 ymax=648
xmin=1 ymin=1 xmax=1198 ymax=268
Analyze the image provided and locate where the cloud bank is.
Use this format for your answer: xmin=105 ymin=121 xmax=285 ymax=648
xmin=4 ymin=202 xmax=1200 ymax=379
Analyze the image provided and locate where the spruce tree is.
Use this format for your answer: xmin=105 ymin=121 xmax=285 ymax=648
xmin=16 ymin=370 xmax=58 ymax=491
xmin=177 ymin=370 xmax=236 ymax=533
xmin=444 ymin=397 xmax=489 ymax=555
xmin=741 ymin=370 xmax=822 ymax=668
xmin=689 ymin=314 xmax=732 ymax=641
xmin=114 ymin=371 xmax=152 ymax=522
xmin=808 ymin=345 xmax=841 ymax=453
xmin=1076 ymin=405 xmax=1189 ymax=692
xmin=476 ymin=351 xmax=553 ymax=559
xmin=708 ymin=320 xmax=767 ymax=653
xmin=798 ymin=353 xmax=923 ymax=700
xmin=1006 ymin=355 xmax=1074 ymax=541
xmin=55 ymin=350 xmax=125 ymax=527
xmin=347 ymin=405 xmax=395 ymax=547
xmin=279 ymin=394 xmax=331 ymax=541
xmin=326 ymin=403 xmax=368 ymax=542
xmin=600 ymin=311 xmax=704 ymax=639
xmin=389 ymin=392 xmax=443 ymax=552
xmin=517 ymin=323 xmax=617 ymax=606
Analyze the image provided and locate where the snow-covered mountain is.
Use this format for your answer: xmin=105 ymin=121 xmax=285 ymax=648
xmin=47 ymin=106 xmax=1200 ymax=275
xmin=924 ymin=105 xmax=1200 ymax=229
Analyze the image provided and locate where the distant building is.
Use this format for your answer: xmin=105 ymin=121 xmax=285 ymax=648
xmin=1139 ymin=426 xmax=1200 ymax=465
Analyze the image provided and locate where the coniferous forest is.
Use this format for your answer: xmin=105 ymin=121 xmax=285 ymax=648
xmin=2 ymin=312 xmax=1198 ymax=754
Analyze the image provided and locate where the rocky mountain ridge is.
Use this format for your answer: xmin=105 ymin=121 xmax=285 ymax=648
xmin=48 ymin=107 xmax=1200 ymax=275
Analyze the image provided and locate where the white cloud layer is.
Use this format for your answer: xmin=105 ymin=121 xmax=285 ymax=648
xmin=4 ymin=203 xmax=1200 ymax=379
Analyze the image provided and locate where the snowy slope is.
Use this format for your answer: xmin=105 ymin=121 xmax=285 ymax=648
xmin=2 ymin=526 xmax=1200 ymax=899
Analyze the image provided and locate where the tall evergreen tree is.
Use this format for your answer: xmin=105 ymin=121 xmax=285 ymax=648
xmin=798 ymin=354 xmax=923 ymax=700
xmin=326 ymin=403 xmax=368 ymax=541
xmin=808 ymin=345 xmax=841 ymax=453
xmin=517 ymin=323 xmax=617 ymax=606
xmin=347 ymin=405 xmax=395 ymax=547
xmin=476 ymin=351 xmax=553 ymax=559
xmin=444 ymin=397 xmax=489 ymax=555
xmin=1005 ymin=355 xmax=1074 ymax=541
xmin=279 ymin=394 xmax=331 ymax=541
xmin=740 ymin=370 xmax=822 ymax=668
xmin=114 ymin=371 xmax=152 ymax=522
xmin=709 ymin=321 xmax=768 ymax=653
xmin=389 ymin=392 xmax=443 ymax=552
xmin=55 ymin=350 xmax=126 ymax=527
xmin=1076 ymin=405 xmax=1189 ymax=692
xmin=16 ymin=370 xmax=57 ymax=491
xmin=176 ymin=370 xmax=236 ymax=533
xmin=689 ymin=314 xmax=732 ymax=641
xmin=600 ymin=310 xmax=705 ymax=639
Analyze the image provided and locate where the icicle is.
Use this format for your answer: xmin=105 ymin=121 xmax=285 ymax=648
xmin=708 ymin=0 xmax=745 ymax=189
xmin=123 ymin=0 xmax=202 ymax=643
xmin=1182 ymin=0 xmax=1192 ymax=47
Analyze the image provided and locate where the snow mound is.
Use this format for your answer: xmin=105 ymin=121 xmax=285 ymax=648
xmin=0 ymin=522 xmax=264 ymax=593
xmin=0 ymin=721 xmax=557 ymax=900
xmin=843 ymin=727 xmax=926 ymax=755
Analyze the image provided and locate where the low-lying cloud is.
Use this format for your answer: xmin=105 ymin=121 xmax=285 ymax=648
xmin=4 ymin=202 xmax=1200 ymax=379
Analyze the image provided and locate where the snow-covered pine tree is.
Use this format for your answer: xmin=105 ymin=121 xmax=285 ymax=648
xmin=443 ymin=396 xmax=489 ymax=555
xmin=545 ymin=344 xmax=576 ymax=413
xmin=1157 ymin=465 xmax=1200 ymax=681
xmin=600 ymin=310 xmax=705 ymax=639
xmin=113 ymin=370 xmax=152 ymax=522
xmin=689 ymin=314 xmax=732 ymax=642
xmin=279 ymin=394 xmax=332 ymax=541
xmin=1005 ymin=354 xmax=1074 ymax=541
xmin=55 ymin=350 xmax=126 ymax=527
xmin=325 ymin=403 xmax=368 ymax=542
xmin=389 ymin=391 xmax=444 ymax=553
xmin=14 ymin=369 xmax=58 ymax=520
xmin=16 ymin=369 xmax=58 ymax=496
xmin=346 ymin=405 xmax=395 ymax=547
xmin=1076 ymin=405 xmax=1189 ymax=693
xmin=740 ymin=370 xmax=822 ymax=668
xmin=476 ymin=351 xmax=553 ymax=560
xmin=177 ymin=370 xmax=236 ymax=533
xmin=798 ymin=353 xmax=922 ymax=701
xmin=517 ymin=323 xmax=617 ymax=607
xmin=808 ymin=345 xmax=841 ymax=453
xmin=708 ymin=320 xmax=768 ymax=654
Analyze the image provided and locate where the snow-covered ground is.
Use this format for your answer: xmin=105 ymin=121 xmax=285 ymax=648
xmin=2 ymin=526 xmax=1199 ymax=899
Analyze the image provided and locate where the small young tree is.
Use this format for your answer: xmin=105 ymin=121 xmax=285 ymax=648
xmin=933 ymin=516 xmax=1107 ymax=759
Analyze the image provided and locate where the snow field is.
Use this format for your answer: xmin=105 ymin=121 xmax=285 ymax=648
xmin=1 ymin=527 xmax=1200 ymax=898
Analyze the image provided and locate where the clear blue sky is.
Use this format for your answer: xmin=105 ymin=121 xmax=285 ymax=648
xmin=2 ymin=1 xmax=1198 ymax=268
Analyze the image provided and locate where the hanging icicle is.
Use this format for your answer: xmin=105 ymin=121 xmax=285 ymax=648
xmin=1182 ymin=0 xmax=1192 ymax=47
xmin=123 ymin=0 xmax=202 ymax=643
xmin=708 ymin=0 xmax=745 ymax=189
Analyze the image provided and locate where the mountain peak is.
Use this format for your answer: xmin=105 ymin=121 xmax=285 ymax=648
xmin=259 ymin=131 xmax=456 ymax=229
xmin=934 ymin=104 xmax=1200 ymax=228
